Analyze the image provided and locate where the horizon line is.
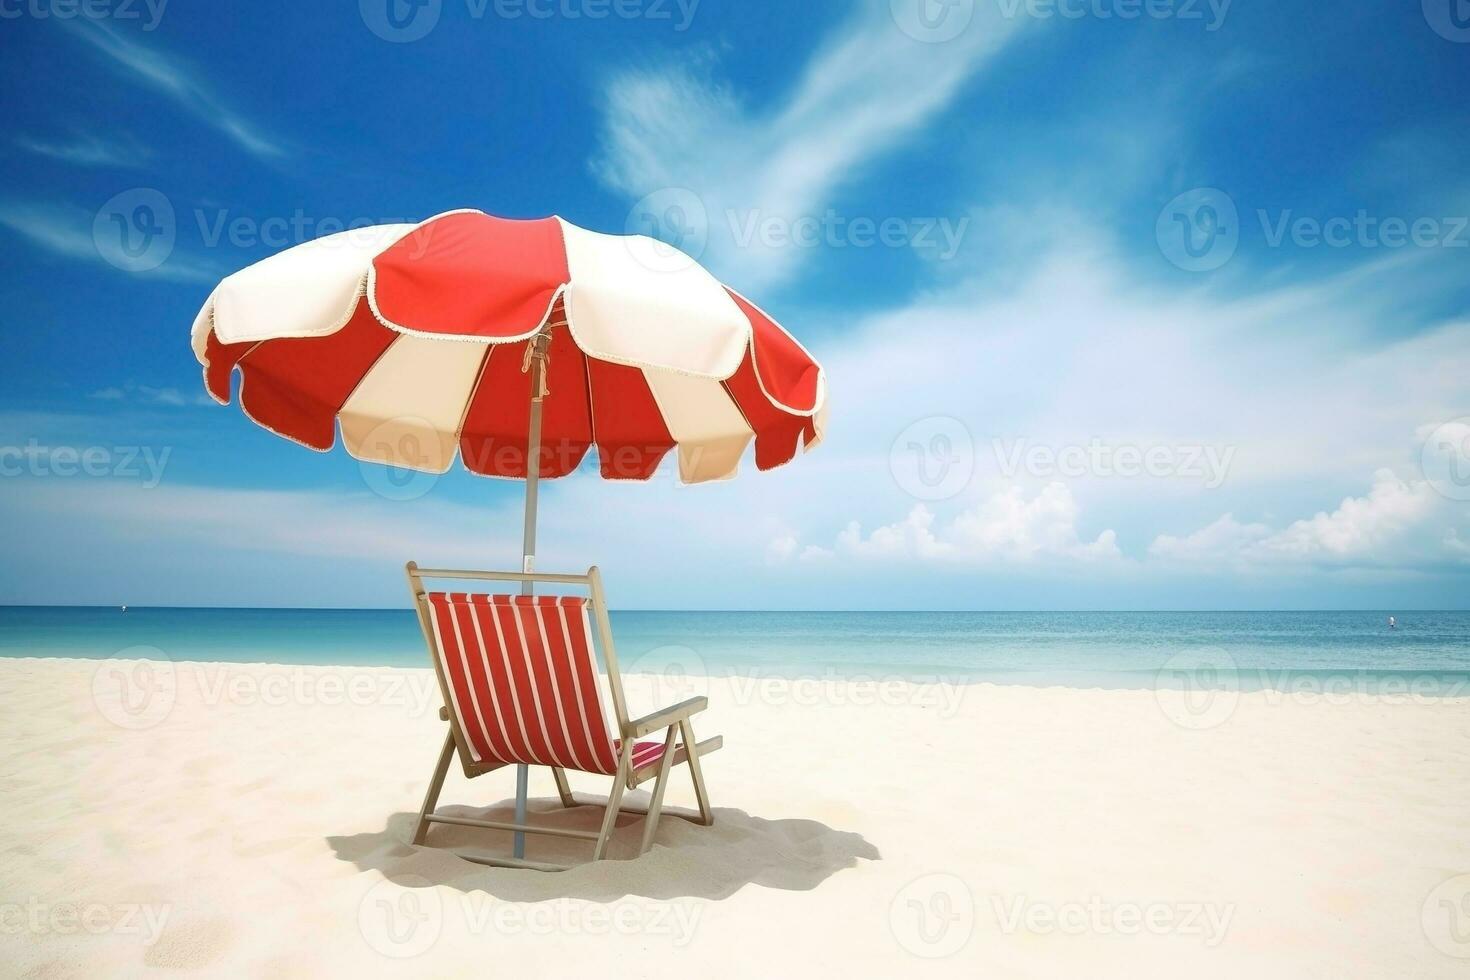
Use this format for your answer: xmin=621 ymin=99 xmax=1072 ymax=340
xmin=2 ymin=605 xmax=1464 ymax=615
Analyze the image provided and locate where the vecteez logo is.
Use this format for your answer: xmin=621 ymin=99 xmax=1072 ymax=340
xmin=1154 ymin=648 xmax=1241 ymax=730
xmin=1423 ymin=0 xmax=1470 ymax=42
xmin=360 ymin=0 xmax=699 ymax=40
xmin=1156 ymin=188 xmax=1239 ymax=272
xmin=0 ymin=0 xmax=169 ymax=30
xmin=890 ymin=416 xmax=975 ymax=502
xmin=889 ymin=873 xmax=975 ymax=958
xmin=358 ymin=875 xmax=443 ymax=958
xmin=91 ymin=648 xmax=177 ymax=731
xmin=624 ymin=187 xmax=709 ymax=272
xmin=360 ymin=0 xmax=442 ymax=42
xmin=92 ymin=188 xmax=176 ymax=274
xmin=356 ymin=418 xmax=445 ymax=502
xmin=890 ymin=0 xmax=976 ymax=43
xmin=1420 ymin=418 xmax=1470 ymax=502
xmin=1422 ymin=873 xmax=1470 ymax=959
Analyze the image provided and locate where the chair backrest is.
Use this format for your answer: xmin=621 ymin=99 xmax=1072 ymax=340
xmin=406 ymin=565 xmax=630 ymax=777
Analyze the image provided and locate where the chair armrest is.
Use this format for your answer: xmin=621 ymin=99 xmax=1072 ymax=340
xmin=627 ymin=696 xmax=708 ymax=739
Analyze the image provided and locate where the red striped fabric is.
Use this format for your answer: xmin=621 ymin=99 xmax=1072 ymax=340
xmin=426 ymin=592 xmax=619 ymax=775
xmin=616 ymin=739 xmax=670 ymax=771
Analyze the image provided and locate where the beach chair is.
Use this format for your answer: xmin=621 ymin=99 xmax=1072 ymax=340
xmin=404 ymin=562 xmax=721 ymax=871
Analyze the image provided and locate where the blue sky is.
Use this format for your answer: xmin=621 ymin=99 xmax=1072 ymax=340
xmin=1 ymin=0 xmax=1468 ymax=609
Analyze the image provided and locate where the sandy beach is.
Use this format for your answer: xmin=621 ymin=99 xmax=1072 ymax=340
xmin=2 ymin=656 xmax=1469 ymax=978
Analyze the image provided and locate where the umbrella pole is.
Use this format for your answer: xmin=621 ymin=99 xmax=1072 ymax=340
xmin=513 ymin=332 xmax=551 ymax=860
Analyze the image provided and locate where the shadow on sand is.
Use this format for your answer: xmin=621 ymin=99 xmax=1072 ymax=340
xmin=328 ymin=793 xmax=880 ymax=902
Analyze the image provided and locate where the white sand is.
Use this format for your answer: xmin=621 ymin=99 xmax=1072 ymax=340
xmin=2 ymin=657 xmax=1469 ymax=978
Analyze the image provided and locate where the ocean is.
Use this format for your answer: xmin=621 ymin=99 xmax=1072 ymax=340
xmin=3 ymin=607 xmax=1468 ymax=692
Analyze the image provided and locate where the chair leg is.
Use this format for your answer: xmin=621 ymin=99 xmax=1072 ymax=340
xmin=679 ymin=718 xmax=714 ymax=826
xmin=638 ymin=726 xmax=679 ymax=855
xmin=550 ymin=767 xmax=575 ymax=808
xmin=413 ymin=731 xmax=456 ymax=845
xmin=591 ymin=743 xmax=633 ymax=861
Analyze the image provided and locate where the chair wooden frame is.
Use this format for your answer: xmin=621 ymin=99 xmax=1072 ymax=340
xmin=404 ymin=562 xmax=721 ymax=871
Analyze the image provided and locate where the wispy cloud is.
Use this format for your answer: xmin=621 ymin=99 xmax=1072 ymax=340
xmin=14 ymin=129 xmax=153 ymax=169
xmin=0 ymin=202 xmax=101 ymax=261
xmin=90 ymin=382 xmax=212 ymax=408
xmin=0 ymin=200 xmax=221 ymax=283
xmin=593 ymin=3 xmax=1026 ymax=290
xmin=26 ymin=482 xmax=520 ymax=565
xmin=58 ymin=18 xmax=285 ymax=161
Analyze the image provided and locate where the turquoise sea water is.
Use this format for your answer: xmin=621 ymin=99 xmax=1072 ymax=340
xmin=2 ymin=607 xmax=1468 ymax=691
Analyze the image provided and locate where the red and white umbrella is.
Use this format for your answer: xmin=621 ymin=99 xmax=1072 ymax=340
xmin=190 ymin=208 xmax=828 ymax=858
xmin=190 ymin=209 xmax=827 ymax=485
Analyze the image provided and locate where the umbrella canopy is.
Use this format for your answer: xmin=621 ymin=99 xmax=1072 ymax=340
xmin=190 ymin=209 xmax=828 ymax=484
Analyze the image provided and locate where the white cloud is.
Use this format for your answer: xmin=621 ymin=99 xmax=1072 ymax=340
xmin=795 ymin=484 xmax=1121 ymax=565
xmin=1147 ymin=513 xmax=1270 ymax=564
xmin=1256 ymin=470 xmax=1438 ymax=559
xmin=789 ymin=466 xmax=1463 ymax=575
xmin=765 ymin=534 xmax=798 ymax=563
xmin=59 ymin=18 xmax=283 ymax=161
xmin=593 ymin=2 xmax=1025 ymax=290
xmin=950 ymin=484 xmax=1121 ymax=561
xmin=1150 ymin=469 xmax=1458 ymax=567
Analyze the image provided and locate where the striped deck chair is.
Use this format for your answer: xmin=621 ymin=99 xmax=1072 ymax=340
xmin=405 ymin=562 xmax=721 ymax=871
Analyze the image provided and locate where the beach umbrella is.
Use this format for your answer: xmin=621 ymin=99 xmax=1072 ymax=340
xmin=189 ymin=208 xmax=829 ymax=855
